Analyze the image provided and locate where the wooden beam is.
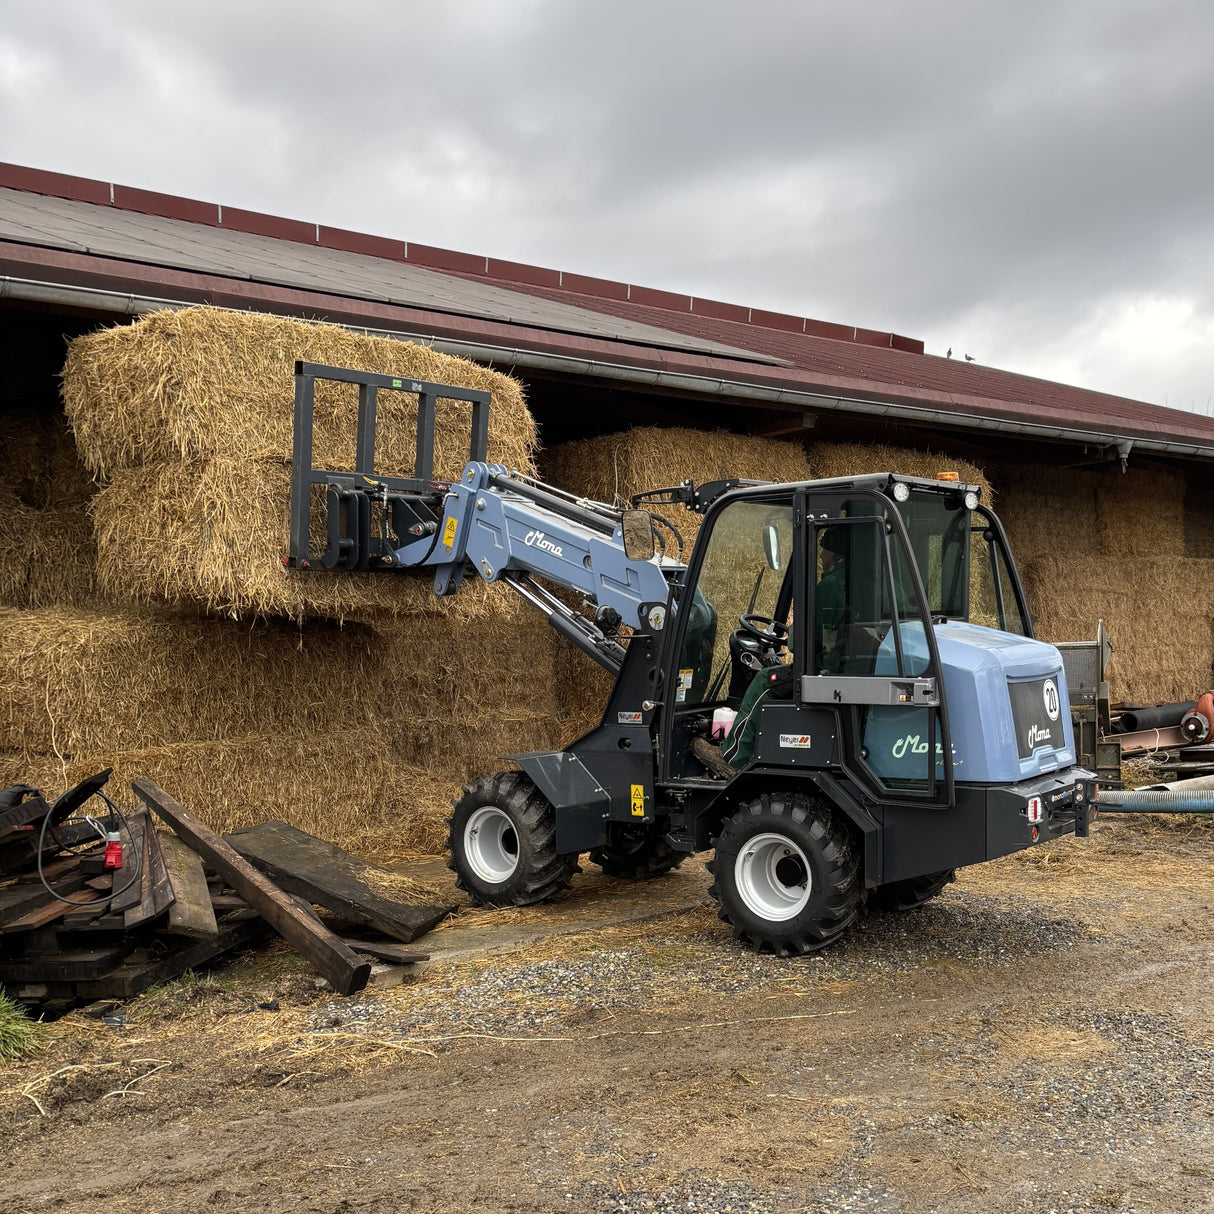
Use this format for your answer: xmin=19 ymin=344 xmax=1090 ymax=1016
xmin=123 ymin=823 xmax=174 ymax=929
xmin=133 ymin=780 xmax=371 ymax=995
xmin=1 ymin=888 xmax=103 ymax=933
xmin=158 ymin=831 xmax=218 ymax=940
xmin=226 ymin=820 xmax=455 ymax=943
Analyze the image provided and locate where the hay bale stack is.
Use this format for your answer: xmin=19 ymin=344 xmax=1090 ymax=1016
xmin=539 ymin=426 xmax=815 ymax=556
xmin=0 ymin=733 xmax=458 ymax=860
xmin=0 ymin=494 xmax=101 ymax=609
xmin=63 ymin=308 xmax=537 ymax=620
xmin=808 ymin=442 xmax=991 ymax=499
xmin=1094 ymin=466 xmax=1186 ymax=558
xmin=0 ymin=607 xmax=385 ymax=758
xmin=1022 ymin=555 xmax=1214 ymax=703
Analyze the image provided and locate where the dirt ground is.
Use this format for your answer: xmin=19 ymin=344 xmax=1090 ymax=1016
xmin=1 ymin=817 xmax=1211 ymax=1214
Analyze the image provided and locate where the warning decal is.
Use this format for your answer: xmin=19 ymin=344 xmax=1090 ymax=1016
xmin=442 ymin=516 xmax=459 ymax=549
xmin=630 ymin=784 xmax=646 ymax=816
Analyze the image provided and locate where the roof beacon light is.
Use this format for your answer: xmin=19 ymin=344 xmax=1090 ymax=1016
xmin=936 ymin=471 xmax=960 ymax=482
xmin=891 ymin=481 xmax=911 ymax=503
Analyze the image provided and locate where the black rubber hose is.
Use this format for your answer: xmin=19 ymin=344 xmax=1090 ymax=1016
xmin=1117 ymin=702 xmax=1196 ymax=732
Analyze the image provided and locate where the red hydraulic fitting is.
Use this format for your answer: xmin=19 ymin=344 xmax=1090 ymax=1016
xmin=103 ymin=832 xmax=123 ymax=869
xmin=1180 ymin=692 xmax=1214 ymax=744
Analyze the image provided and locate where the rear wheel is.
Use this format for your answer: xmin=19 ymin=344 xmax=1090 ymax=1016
xmin=447 ymin=771 xmax=578 ymax=907
xmin=709 ymin=793 xmax=859 ymax=955
xmin=590 ymin=825 xmax=684 ymax=880
xmin=866 ymin=869 xmax=955 ymax=912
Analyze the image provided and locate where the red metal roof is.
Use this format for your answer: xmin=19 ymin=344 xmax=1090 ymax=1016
xmin=4 ymin=159 xmax=1214 ymax=455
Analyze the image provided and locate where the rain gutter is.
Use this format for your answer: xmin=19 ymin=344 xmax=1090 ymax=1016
xmin=6 ymin=274 xmax=1214 ymax=463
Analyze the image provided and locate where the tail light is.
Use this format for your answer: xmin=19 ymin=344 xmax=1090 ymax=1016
xmin=1026 ymin=796 xmax=1044 ymax=824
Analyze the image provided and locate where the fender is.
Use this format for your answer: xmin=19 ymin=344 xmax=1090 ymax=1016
xmin=508 ymin=750 xmax=611 ymax=855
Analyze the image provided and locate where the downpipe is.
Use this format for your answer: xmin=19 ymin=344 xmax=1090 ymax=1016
xmin=1097 ymin=789 xmax=1214 ymax=814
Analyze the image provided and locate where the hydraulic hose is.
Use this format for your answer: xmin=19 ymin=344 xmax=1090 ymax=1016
xmin=1097 ymin=788 xmax=1214 ymax=814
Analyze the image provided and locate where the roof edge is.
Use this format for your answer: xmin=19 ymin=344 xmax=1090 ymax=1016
xmin=0 ymin=160 xmax=924 ymax=355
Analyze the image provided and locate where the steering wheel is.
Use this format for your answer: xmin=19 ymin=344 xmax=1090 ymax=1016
xmin=737 ymin=614 xmax=789 ymax=646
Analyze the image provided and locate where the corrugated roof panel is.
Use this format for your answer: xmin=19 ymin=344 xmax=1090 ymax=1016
xmin=0 ymin=189 xmax=781 ymax=364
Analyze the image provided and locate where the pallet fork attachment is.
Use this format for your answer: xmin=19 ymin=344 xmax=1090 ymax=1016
xmin=285 ymin=361 xmax=490 ymax=571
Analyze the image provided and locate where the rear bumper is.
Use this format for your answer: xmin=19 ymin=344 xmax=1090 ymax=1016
xmin=981 ymin=768 xmax=1098 ymax=860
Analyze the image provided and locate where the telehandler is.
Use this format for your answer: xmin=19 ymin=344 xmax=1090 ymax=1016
xmin=287 ymin=362 xmax=1098 ymax=954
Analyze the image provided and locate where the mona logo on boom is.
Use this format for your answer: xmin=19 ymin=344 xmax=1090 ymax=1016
xmin=523 ymin=529 xmax=565 ymax=560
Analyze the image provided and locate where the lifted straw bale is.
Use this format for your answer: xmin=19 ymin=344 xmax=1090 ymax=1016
xmin=89 ymin=457 xmax=511 ymax=620
xmin=63 ymin=307 xmax=536 ymax=476
xmin=1023 ymin=554 xmax=1214 ymax=703
xmin=64 ymin=307 xmax=536 ymax=620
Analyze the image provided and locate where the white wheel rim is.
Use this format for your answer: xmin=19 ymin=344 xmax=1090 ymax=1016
xmin=734 ymin=832 xmax=811 ymax=921
xmin=464 ymin=806 xmax=520 ymax=883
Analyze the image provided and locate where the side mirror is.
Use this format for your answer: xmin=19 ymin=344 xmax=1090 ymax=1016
xmin=621 ymin=510 xmax=656 ymax=562
xmin=762 ymin=522 xmax=782 ymax=572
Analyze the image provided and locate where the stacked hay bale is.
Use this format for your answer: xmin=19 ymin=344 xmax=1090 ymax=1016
xmin=987 ymin=459 xmax=1210 ymax=701
xmin=1 ymin=307 xmax=557 ymax=857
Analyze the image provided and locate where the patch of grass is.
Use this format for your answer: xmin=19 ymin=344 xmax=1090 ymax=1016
xmin=0 ymin=992 xmax=48 ymax=1063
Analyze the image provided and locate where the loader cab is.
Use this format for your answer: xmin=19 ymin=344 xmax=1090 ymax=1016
xmin=659 ymin=475 xmax=1030 ymax=809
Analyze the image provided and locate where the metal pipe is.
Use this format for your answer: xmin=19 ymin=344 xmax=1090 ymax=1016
xmin=1143 ymin=774 xmax=1214 ymax=793
xmin=6 ymin=274 xmax=1214 ymax=462
xmin=1098 ymin=788 xmax=1214 ymax=813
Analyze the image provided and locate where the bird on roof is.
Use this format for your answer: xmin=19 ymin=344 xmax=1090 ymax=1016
xmin=964 ymin=354 xmax=975 ymax=362
xmin=945 ymin=347 xmax=952 ymax=358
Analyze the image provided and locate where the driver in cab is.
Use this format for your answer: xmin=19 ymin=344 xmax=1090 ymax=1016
xmin=722 ymin=526 xmax=847 ymax=770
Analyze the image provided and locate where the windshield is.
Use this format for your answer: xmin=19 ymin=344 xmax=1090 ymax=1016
xmin=899 ymin=489 xmax=1029 ymax=634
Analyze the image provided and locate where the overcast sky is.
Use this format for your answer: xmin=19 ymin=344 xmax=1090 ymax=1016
xmin=2 ymin=0 xmax=1212 ymax=412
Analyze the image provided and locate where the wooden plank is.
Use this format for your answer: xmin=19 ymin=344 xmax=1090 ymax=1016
xmin=340 ymin=939 xmax=430 ymax=965
xmin=0 ymin=865 xmax=89 ymax=928
xmin=1 ymin=888 xmax=102 ymax=933
xmin=159 ymin=831 xmax=218 ymax=939
xmin=209 ymin=893 xmax=250 ymax=912
xmin=61 ymin=903 xmax=110 ymax=929
xmin=124 ymin=826 xmax=174 ymax=929
xmin=226 ymin=820 xmax=455 ymax=943
xmin=73 ymin=910 xmax=269 ymax=1000
xmin=134 ymin=780 xmax=371 ymax=996
xmin=84 ymin=875 xmax=114 ymax=892
xmin=15 ymin=852 xmax=95 ymax=884
xmin=0 ymin=945 xmax=130 ymax=983
xmin=108 ymin=813 xmax=147 ymax=914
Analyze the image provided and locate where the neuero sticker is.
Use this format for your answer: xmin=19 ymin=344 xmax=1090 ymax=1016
xmin=779 ymin=734 xmax=812 ymax=748
xmin=675 ymin=669 xmax=694 ymax=703
xmin=1043 ymin=678 xmax=1061 ymax=722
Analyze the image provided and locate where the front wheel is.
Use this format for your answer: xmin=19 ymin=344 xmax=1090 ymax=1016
xmin=709 ymin=793 xmax=859 ymax=955
xmin=447 ymin=771 xmax=578 ymax=907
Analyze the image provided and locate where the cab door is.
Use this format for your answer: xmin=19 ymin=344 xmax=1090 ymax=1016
xmin=799 ymin=491 xmax=954 ymax=807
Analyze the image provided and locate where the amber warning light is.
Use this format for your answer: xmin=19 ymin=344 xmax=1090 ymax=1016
xmin=936 ymin=471 xmax=960 ymax=482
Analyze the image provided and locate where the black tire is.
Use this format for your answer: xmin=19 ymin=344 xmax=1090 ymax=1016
xmin=590 ymin=825 xmax=684 ymax=880
xmin=866 ymin=869 xmax=955 ymax=912
xmin=447 ymin=771 xmax=578 ymax=907
xmin=708 ymin=792 xmax=859 ymax=956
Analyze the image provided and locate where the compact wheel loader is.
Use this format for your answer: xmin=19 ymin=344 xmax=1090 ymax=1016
xmin=288 ymin=362 xmax=1098 ymax=954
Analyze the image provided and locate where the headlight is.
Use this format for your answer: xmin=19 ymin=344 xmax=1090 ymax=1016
xmin=964 ymin=491 xmax=979 ymax=511
xmin=891 ymin=482 xmax=911 ymax=503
